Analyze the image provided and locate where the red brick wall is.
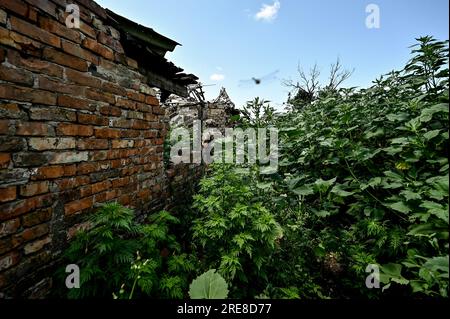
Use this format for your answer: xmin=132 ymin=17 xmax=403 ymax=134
xmin=0 ymin=0 xmax=168 ymax=297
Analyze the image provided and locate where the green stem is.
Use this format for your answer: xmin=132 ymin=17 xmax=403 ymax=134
xmin=129 ymin=275 xmax=139 ymax=299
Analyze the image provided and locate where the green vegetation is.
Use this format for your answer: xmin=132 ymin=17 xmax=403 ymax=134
xmin=58 ymin=37 xmax=448 ymax=299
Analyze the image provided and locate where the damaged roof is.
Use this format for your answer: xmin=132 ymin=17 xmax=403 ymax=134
xmin=105 ymin=9 xmax=198 ymax=97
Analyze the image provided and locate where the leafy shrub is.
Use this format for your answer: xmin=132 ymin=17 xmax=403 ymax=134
xmin=59 ymin=203 xmax=196 ymax=299
xmin=191 ymin=164 xmax=283 ymax=297
xmin=268 ymin=36 xmax=449 ymax=298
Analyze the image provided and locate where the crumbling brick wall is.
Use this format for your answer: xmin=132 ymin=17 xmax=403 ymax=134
xmin=163 ymin=88 xmax=237 ymax=210
xmin=0 ymin=0 xmax=168 ymax=297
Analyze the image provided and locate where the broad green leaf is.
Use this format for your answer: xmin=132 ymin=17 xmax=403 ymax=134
xmin=400 ymin=190 xmax=422 ymax=201
xmin=423 ymin=256 xmax=449 ymax=274
xmin=293 ymin=185 xmax=314 ymax=196
xmin=423 ymin=129 xmax=440 ymax=140
xmin=331 ymin=185 xmax=354 ymax=197
xmin=420 ymin=201 xmax=449 ymax=223
xmin=387 ymin=201 xmax=411 ymax=214
xmin=189 ymin=269 xmax=229 ymax=299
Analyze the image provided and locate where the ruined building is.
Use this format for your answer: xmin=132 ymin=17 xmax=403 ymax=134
xmin=0 ymin=0 xmax=236 ymax=298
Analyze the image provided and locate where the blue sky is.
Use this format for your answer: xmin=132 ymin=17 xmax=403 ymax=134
xmin=96 ymin=0 xmax=449 ymax=109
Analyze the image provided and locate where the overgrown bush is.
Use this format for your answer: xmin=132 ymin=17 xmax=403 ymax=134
xmin=58 ymin=203 xmax=196 ymax=299
xmin=267 ymin=36 xmax=449 ymax=298
xmin=191 ymin=164 xmax=283 ymax=298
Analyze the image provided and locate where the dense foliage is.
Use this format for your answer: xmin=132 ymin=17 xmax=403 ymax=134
xmin=58 ymin=203 xmax=197 ymax=299
xmin=57 ymin=37 xmax=448 ymax=299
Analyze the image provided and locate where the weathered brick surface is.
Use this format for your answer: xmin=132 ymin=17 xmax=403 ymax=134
xmin=0 ymin=0 xmax=170 ymax=298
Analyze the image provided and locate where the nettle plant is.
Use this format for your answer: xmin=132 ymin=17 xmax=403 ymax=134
xmin=272 ymin=36 xmax=448 ymax=297
xmin=191 ymin=164 xmax=283 ymax=298
xmin=60 ymin=203 xmax=196 ymax=299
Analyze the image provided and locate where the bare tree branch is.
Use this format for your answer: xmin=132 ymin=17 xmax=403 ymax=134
xmin=326 ymin=58 xmax=354 ymax=90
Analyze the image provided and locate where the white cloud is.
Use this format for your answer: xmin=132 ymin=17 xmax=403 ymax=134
xmin=210 ymin=73 xmax=225 ymax=81
xmin=255 ymin=1 xmax=281 ymax=22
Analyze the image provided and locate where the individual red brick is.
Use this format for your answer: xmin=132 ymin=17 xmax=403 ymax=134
xmin=24 ymin=0 xmax=57 ymax=18
xmin=99 ymin=105 xmax=121 ymax=117
xmin=64 ymin=165 xmax=77 ymax=176
xmin=85 ymin=88 xmax=115 ymax=104
xmin=43 ymin=47 xmax=88 ymax=72
xmin=120 ymin=129 xmax=140 ymax=138
xmin=61 ymin=39 xmax=99 ymax=65
xmin=10 ymin=16 xmax=60 ymax=48
xmin=112 ymin=140 xmax=134 ymax=149
xmin=0 ymin=153 xmax=10 ymax=168
xmin=22 ymin=208 xmax=52 ymax=227
xmin=126 ymin=90 xmax=146 ymax=103
xmin=0 ymin=0 xmax=28 ymax=18
xmin=77 ymin=113 xmax=108 ymax=126
xmin=152 ymin=106 xmax=165 ymax=115
xmin=0 ymin=218 xmax=20 ymax=238
xmin=116 ymin=98 xmax=136 ymax=110
xmin=64 ymin=196 xmax=93 ymax=216
xmin=0 ymin=119 xmax=9 ymax=134
xmin=91 ymin=150 xmax=108 ymax=161
xmin=144 ymin=113 xmax=158 ymax=122
xmin=112 ymin=177 xmax=130 ymax=188
xmin=132 ymin=120 xmax=150 ymax=130
xmin=0 ymin=198 xmax=36 ymax=221
xmin=127 ymin=57 xmax=138 ymax=69
xmin=97 ymin=32 xmax=124 ymax=53
xmin=16 ymin=223 xmax=49 ymax=242
xmin=94 ymin=128 xmax=121 ymax=139
xmin=118 ymin=194 xmax=131 ymax=206
xmin=55 ymin=176 xmax=89 ymax=191
xmin=23 ymin=236 xmax=51 ymax=255
xmin=0 ymin=187 xmax=16 ymax=203
xmin=82 ymin=37 xmax=114 ymax=60
xmin=6 ymin=50 xmax=63 ymax=78
xmin=145 ymin=95 xmax=159 ymax=106
xmin=57 ymin=95 xmax=96 ymax=112
xmin=0 ymin=64 xmax=34 ymax=86
xmin=16 ymin=122 xmax=51 ymax=136
xmin=33 ymin=166 xmax=65 ymax=179
xmin=38 ymin=16 xmax=81 ymax=43
xmin=102 ymin=81 xmax=126 ymax=96
xmin=0 ymin=84 xmax=56 ymax=105
xmin=20 ymin=181 xmax=49 ymax=197
xmin=65 ymin=67 xmax=102 ymax=88
xmin=135 ymin=102 xmax=152 ymax=113
xmin=77 ymin=162 xmax=100 ymax=175
xmin=57 ymin=123 xmax=93 ymax=137
xmin=78 ymin=20 xmax=97 ymax=39
xmin=110 ymin=118 xmax=132 ymax=129
xmin=76 ymin=139 xmax=108 ymax=150
xmin=38 ymin=76 xmax=84 ymax=95
xmin=81 ymin=180 xmax=111 ymax=198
